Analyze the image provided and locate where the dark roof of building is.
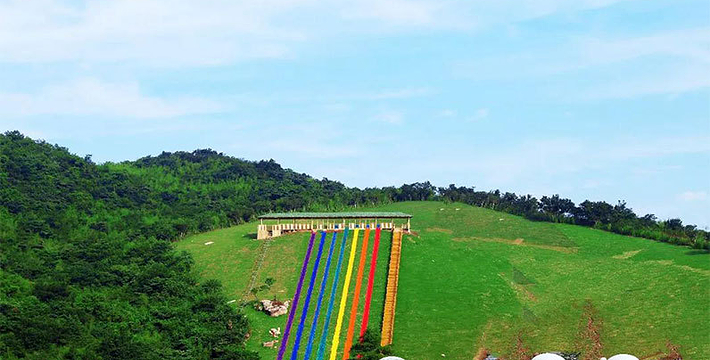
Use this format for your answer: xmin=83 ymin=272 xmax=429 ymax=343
xmin=258 ymin=211 xmax=412 ymax=219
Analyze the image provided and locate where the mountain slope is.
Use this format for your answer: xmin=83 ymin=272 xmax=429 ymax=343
xmin=178 ymin=201 xmax=710 ymax=360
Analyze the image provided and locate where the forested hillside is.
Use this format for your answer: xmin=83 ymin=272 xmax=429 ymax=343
xmin=0 ymin=131 xmax=361 ymax=359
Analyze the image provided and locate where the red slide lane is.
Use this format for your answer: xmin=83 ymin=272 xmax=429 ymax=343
xmin=359 ymin=225 xmax=381 ymax=341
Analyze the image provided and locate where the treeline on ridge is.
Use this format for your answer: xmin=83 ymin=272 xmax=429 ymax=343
xmin=434 ymin=184 xmax=709 ymax=249
xmin=126 ymin=148 xmax=710 ymax=250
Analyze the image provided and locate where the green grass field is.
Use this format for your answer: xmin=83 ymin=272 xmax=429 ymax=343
xmin=175 ymin=201 xmax=710 ymax=360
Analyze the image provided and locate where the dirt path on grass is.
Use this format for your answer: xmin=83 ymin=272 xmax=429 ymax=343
xmin=647 ymin=260 xmax=710 ymax=276
xmin=426 ymin=227 xmax=453 ymax=234
xmin=453 ymin=236 xmax=578 ymax=253
xmin=499 ymin=273 xmax=537 ymax=302
xmin=613 ymin=249 xmax=643 ymax=259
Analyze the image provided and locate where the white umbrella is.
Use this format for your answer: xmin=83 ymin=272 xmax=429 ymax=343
xmin=608 ymin=355 xmax=640 ymax=360
xmin=531 ymin=354 xmax=565 ymax=360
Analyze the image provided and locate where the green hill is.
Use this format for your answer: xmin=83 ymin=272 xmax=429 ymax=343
xmin=2 ymin=132 xmax=706 ymax=360
xmin=177 ymin=201 xmax=710 ymax=360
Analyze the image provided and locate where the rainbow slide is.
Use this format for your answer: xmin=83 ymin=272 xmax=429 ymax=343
xmin=303 ymin=230 xmax=339 ymax=360
xmin=276 ymin=231 xmax=317 ymax=360
xmin=327 ymin=228 xmax=360 ymax=360
xmin=290 ymin=231 xmax=328 ymax=360
xmin=277 ymin=225 xmax=388 ymax=360
xmin=316 ymin=228 xmax=349 ymax=360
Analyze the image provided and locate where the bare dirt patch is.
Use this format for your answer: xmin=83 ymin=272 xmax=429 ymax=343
xmin=500 ymin=273 xmax=537 ymax=302
xmin=473 ymin=347 xmax=489 ymax=360
xmin=472 ymin=320 xmax=495 ymax=359
xmin=454 ymin=236 xmax=578 ymax=254
xmin=678 ymin=265 xmax=710 ymax=276
xmin=647 ymin=260 xmax=710 ymax=276
xmin=510 ymin=334 xmax=533 ymax=360
xmin=650 ymin=259 xmax=674 ymax=266
xmin=613 ymin=249 xmax=642 ymax=259
xmin=513 ymin=283 xmax=537 ymax=302
xmin=426 ymin=227 xmax=453 ymax=234
xmin=578 ymin=301 xmax=604 ymax=360
xmin=659 ymin=341 xmax=683 ymax=360
xmin=639 ymin=351 xmax=664 ymax=360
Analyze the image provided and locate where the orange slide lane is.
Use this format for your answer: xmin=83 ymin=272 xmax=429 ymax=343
xmin=342 ymin=226 xmax=371 ymax=360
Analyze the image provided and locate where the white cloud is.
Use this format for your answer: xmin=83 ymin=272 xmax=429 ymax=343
xmin=582 ymin=65 xmax=710 ymax=99
xmin=0 ymin=0 xmax=307 ymax=65
xmin=321 ymin=103 xmax=352 ymax=112
xmin=342 ymin=0 xmax=633 ymax=31
xmin=603 ymin=136 xmax=710 ymax=159
xmin=342 ymin=0 xmax=442 ymax=26
xmin=373 ymin=111 xmax=404 ymax=124
xmin=417 ymin=135 xmax=710 ymax=185
xmin=455 ymin=27 xmax=710 ymax=99
xmin=630 ymin=165 xmax=683 ymax=176
xmin=263 ymin=138 xmax=361 ymax=159
xmin=360 ymin=88 xmax=432 ymax=100
xmin=438 ymin=109 xmax=457 ymax=117
xmin=582 ymin=179 xmax=612 ymax=189
xmin=678 ymin=191 xmax=708 ymax=202
xmin=0 ymin=0 xmax=634 ymax=66
xmin=470 ymin=138 xmax=585 ymax=182
xmin=0 ymin=78 xmax=222 ymax=118
xmin=576 ymin=28 xmax=710 ymax=99
xmin=225 ymin=121 xmax=369 ymax=161
xmin=231 ymin=87 xmax=432 ymax=106
xmin=469 ymin=108 xmax=489 ymax=121
xmin=579 ymin=27 xmax=710 ymax=65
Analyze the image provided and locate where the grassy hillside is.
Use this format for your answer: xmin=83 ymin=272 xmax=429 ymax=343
xmin=176 ymin=201 xmax=710 ymax=360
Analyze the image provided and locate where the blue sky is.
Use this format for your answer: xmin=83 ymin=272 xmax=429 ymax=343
xmin=1 ymin=0 xmax=708 ymax=227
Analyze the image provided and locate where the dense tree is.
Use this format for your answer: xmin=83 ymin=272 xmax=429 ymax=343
xmin=539 ymin=195 xmax=576 ymax=220
xmin=348 ymin=329 xmax=393 ymax=360
xmin=0 ymin=132 xmax=259 ymax=359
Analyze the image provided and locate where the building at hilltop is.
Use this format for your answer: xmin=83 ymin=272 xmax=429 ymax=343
xmin=256 ymin=212 xmax=412 ymax=239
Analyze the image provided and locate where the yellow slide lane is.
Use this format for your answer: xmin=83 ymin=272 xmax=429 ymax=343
xmin=380 ymin=228 xmax=403 ymax=346
xmin=328 ymin=228 xmax=360 ymax=360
